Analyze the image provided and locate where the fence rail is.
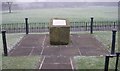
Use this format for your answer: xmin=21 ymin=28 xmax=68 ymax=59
xmin=1 ymin=21 xmax=118 ymax=33
xmin=104 ymin=53 xmax=120 ymax=71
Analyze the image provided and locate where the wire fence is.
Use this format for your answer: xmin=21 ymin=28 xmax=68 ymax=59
xmin=1 ymin=21 xmax=118 ymax=33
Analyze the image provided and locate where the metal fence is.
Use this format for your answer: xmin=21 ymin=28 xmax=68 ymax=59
xmin=1 ymin=21 xmax=118 ymax=33
xmin=104 ymin=53 xmax=120 ymax=71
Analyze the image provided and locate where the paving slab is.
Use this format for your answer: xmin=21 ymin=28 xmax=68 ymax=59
xmin=43 ymin=56 xmax=71 ymax=64
xmin=31 ymin=47 xmax=43 ymax=55
xmin=41 ymin=64 xmax=72 ymax=69
xmin=17 ymin=34 xmax=45 ymax=48
xmin=9 ymin=47 xmax=32 ymax=56
xmin=42 ymin=47 xmax=60 ymax=56
xmin=79 ymin=46 xmax=109 ymax=56
xmin=60 ymin=47 xmax=80 ymax=56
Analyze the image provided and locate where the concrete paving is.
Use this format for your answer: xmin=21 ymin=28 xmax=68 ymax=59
xmin=9 ymin=34 xmax=109 ymax=70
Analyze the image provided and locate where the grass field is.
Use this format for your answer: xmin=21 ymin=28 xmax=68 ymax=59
xmin=1 ymin=6 xmax=118 ymax=24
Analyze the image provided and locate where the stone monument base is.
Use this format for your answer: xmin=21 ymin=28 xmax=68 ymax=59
xmin=49 ymin=18 xmax=70 ymax=45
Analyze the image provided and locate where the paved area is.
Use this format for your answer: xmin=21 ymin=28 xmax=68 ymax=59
xmin=8 ymin=34 xmax=109 ymax=70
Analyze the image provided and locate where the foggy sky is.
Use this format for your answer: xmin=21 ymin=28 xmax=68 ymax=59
xmin=1 ymin=0 xmax=120 ymax=2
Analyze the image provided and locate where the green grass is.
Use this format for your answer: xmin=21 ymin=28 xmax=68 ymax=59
xmin=93 ymin=31 xmax=118 ymax=52
xmin=0 ymin=33 xmax=25 ymax=52
xmin=74 ymin=56 xmax=116 ymax=69
xmin=2 ymin=56 xmax=41 ymax=69
xmin=93 ymin=31 xmax=119 ymax=70
xmin=2 ymin=6 xmax=118 ymax=24
xmin=1 ymin=6 xmax=118 ymax=29
xmin=6 ymin=33 xmax=25 ymax=52
xmin=0 ymin=33 xmax=25 ymax=70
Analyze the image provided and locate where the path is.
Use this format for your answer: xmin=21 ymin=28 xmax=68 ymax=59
xmin=9 ymin=34 xmax=109 ymax=70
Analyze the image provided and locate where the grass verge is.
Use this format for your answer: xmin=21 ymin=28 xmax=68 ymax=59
xmin=2 ymin=56 xmax=41 ymax=69
xmin=74 ymin=56 xmax=116 ymax=69
xmin=93 ymin=31 xmax=118 ymax=52
xmin=0 ymin=33 xmax=25 ymax=52
xmin=0 ymin=33 xmax=25 ymax=70
xmin=6 ymin=33 xmax=25 ymax=52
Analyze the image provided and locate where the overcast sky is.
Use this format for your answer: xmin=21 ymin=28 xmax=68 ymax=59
xmin=1 ymin=0 xmax=120 ymax=2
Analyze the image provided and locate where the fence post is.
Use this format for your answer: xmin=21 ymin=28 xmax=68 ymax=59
xmin=86 ymin=22 xmax=87 ymax=31
xmin=104 ymin=55 xmax=110 ymax=71
xmin=111 ymin=29 xmax=117 ymax=54
xmin=114 ymin=22 xmax=116 ymax=28
xmin=2 ymin=30 xmax=8 ymax=56
xmin=90 ymin=17 xmax=94 ymax=34
xmin=25 ymin=18 xmax=29 ymax=34
xmin=115 ymin=53 xmax=120 ymax=71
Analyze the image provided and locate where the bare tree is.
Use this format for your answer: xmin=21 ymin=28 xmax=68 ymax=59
xmin=6 ymin=2 xmax=13 ymax=13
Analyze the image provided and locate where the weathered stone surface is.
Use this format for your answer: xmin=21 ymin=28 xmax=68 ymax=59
xmin=49 ymin=18 xmax=70 ymax=45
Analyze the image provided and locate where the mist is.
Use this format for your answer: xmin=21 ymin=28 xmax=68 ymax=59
xmin=1 ymin=0 xmax=120 ymax=2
